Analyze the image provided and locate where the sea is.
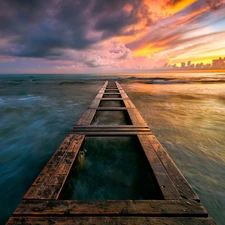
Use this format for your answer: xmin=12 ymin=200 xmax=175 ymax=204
xmin=0 ymin=73 xmax=225 ymax=224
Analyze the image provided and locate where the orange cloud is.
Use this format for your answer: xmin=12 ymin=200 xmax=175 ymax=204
xmin=162 ymin=0 xmax=198 ymax=15
xmin=118 ymin=0 xmax=197 ymax=45
xmin=133 ymin=34 xmax=180 ymax=57
xmin=126 ymin=0 xmax=225 ymax=69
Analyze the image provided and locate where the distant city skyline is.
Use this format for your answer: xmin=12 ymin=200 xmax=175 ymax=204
xmin=161 ymin=57 xmax=225 ymax=70
xmin=0 ymin=0 xmax=225 ymax=74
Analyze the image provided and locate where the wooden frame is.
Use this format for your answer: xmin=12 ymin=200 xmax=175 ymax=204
xmin=6 ymin=81 xmax=216 ymax=225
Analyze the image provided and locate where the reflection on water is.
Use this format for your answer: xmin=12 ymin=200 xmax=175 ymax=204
xmin=122 ymin=82 xmax=225 ymax=225
xmin=60 ymin=136 xmax=162 ymax=200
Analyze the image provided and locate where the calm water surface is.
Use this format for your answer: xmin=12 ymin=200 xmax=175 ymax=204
xmin=0 ymin=73 xmax=225 ymax=224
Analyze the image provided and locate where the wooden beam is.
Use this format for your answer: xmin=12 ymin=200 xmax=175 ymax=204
xmin=7 ymin=217 xmax=216 ymax=225
xmin=105 ymin=88 xmax=120 ymax=91
xmin=70 ymin=132 xmax=153 ymax=135
xmin=103 ymin=91 xmax=120 ymax=94
xmin=75 ymin=109 xmax=96 ymax=126
xmin=146 ymin=134 xmax=199 ymax=201
xmin=89 ymin=99 xmax=101 ymax=108
xmin=127 ymin=109 xmax=148 ymax=126
xmin=96 ymin=98 xmax=127 ymax=100
xmin=103 ymin=93 xmax=121 ymax=95
xmin=23 ymin=134 xmax=85 ymax=200
xmin=138 ymin=134 xmax=181 ymax=200
xmin=71 ymin=126 xmax=152 ymax=135
xmin=71 ymin=126 xmax=150 ymax=131
xmin=13 ymin=199 xmax=207 ymax=216
xmin=73 ymin=125 xmax=149 ymax=128
xmin=89 ymin=107 xmax=129 ymax=111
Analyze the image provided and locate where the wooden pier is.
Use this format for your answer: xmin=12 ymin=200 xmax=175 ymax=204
xmin=7 ymin=81 xmax=216 ymax=224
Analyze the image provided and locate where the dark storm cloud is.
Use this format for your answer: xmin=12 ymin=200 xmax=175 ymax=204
xmin=0 ymin=0 xmax=151 ymax=58
xmin=0 ymin=0 xmax=51 ymax=35
xmin=93 ymin=0 xmax=152 ymax=38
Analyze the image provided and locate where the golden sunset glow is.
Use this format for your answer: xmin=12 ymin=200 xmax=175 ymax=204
xmin=0 ymin=0 xmax=225 ymax=73
xmin=164 ymin=0 xmax=198 ymax=15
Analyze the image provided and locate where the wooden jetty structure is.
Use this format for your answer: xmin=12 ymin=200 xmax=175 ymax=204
xmin=7 ymin=81 xmax=216 ymax=224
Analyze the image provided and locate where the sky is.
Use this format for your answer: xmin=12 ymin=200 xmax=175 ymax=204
xmin=0 ymin=0 xmax=225 ymax=74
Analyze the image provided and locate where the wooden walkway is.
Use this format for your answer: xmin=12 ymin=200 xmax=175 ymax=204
xmin=6 ymin=81 xmax=216 ymax=224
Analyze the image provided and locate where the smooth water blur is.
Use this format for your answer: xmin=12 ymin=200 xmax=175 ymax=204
xmin=122 ymin=81 xmax=225 ymax=225
xmin=0 ymin=75 xmax=104 ymax=224
xmin=60 ymin=136 xmax=162 ymax=200
xmin=1 ymin=73 xmax=225 ymax=224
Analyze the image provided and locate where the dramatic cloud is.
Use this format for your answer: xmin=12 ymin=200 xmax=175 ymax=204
xmin=0 ymin=0 xmax=151 ymax=58
xmin=206 ymin=0 xmax=224 ymax=9
xmin=0 ymin=0 xmax=225 ymax=73
xmin=164 ymin=0 xmax=183 ymax=6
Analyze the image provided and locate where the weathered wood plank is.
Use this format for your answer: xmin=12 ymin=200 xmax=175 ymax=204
xmin=73 ymin=125 xmax=149 ymax=128
xmin=76 ymin=109 xmax=96 ymax=125
xmin=104 ymin=91 xmax=120 ymax=94
xmin=127 ymin=109 xmax=148 ymax=126
xmin=71 ymin=128 xmax=150 ymax=132
xmin=105 ymin=88 xmax=120 ymax=91
xmin=71 ymin=126 xmax=150 ymax=131
xmin=75 ymin=83 xmax=110 ymax=125
xmin=147 ymin=134 xmax=199 ymax=201
xmin=75 ymin=109 xmax=92 ymax=126
xmin=13 ymin=199 xmax=207 ymax=216
xmin=71 ymin=128 xmax=151 ymax=132
xmin=23 ymin=134 xmax=85 ymax=200
xmin=118 ymin=90 xmax=129 ymax=99
xmin=90 ymin=107 xmax=129 ymax=111
xmin=103 ymin=95 xmax=122 ymax=98
xmin=105 ymin=90 xmax=120 ymax=93
xmin=126 ymin=109 xmax=141 ymax=125
xmin=138 ymin=135 xmax=181 ymax=200
xmin=103 ymin=93 xmax=121 ymax=95
xmin=123 ymin=98 xmax=136 ymax=108
xmin=96 ymin=98 xmax=127 ymax=100
xmin=116 ymin=82 xmax=154 ymax=130
xmin=7 ymin=217 xmax=216 ymax=225
xmin=70 ymin=132 xmax=153 ymax=135
xmin=89 ymin=99 xmax=101 ymax=108
xmin=81 ymin=109 xmax=96 ymax=125
xmin=103 ymin=81 xmax=108 ymax=88
xmin=132 ymin=108 xmax=149 ymax=126
xmin=106 ymin=86 xmax=117 ymax=88
xmin=95 ymin=93 xmax=104 ymax=98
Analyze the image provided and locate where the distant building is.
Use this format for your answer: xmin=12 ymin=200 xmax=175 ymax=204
xmin=187 ymin=61 xmax=191 ymax=68
xmin=172 ymin=64 xmax=177 ymax=68
xmin=181 ymin=62 xmax=186 ymax=68
xmin=163 ymin=57 xmax=225 ymax=70
xmin=212 ymin=57 xmax=225 ymax=69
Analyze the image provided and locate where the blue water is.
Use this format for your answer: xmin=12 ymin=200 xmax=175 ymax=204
xmin=0 ymin=73 xmax=225 ymax=224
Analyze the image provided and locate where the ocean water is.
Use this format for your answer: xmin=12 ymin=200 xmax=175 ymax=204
xmin=0 ymin=73 xmax=225 ymax=224
xmin=122 ymin=80 xmax=225 ymax=225
xmin=60 ymin=136 xmax=162 ymax=201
